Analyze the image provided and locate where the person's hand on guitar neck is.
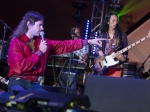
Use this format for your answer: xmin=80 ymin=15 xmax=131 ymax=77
xmin=115 ymin=52 xmax=126 ymax=62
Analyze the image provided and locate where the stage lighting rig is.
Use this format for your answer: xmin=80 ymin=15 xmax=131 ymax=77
xmin=92 ymin=0 xmax=109 ymax=2
xmin=72 ymin=2 xmax=87 ymax=23
xmin=108 ymin=0 xmax=122 ymax=12
xmin=109 ymin=4 xmax=122 ymax=10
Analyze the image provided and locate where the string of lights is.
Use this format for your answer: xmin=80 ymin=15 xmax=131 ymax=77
xmin=84 ymin=20 xmax=90 ymax=39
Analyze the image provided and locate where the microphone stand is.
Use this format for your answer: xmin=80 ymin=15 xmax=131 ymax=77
xmin=138 ymin=54 xmax=150 ymax=74
xmin=0 ymin=19 xmax=13 ymax=31
xmin=0 ymin=19 xmax=13 ymax=60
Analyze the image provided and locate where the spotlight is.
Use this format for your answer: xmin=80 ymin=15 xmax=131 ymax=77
xmin=72 ymin=2 xmax=87 ymax=23
xmin=109 ymin=4 xmax=122 ymax=9
xmin=72 ymin=9 xmax=84 ymax=23
xmin=108 ymin=3 xmax=123 ymax=12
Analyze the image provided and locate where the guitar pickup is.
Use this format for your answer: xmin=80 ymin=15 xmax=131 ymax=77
xmin=104 ymin=58 xmax=107 ymax=63
xmin=98 ymin=62 xmax=102 ymax=68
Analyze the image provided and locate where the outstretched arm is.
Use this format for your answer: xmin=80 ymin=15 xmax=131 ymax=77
xmin=49 ymin=38 xmax=107 ymax=55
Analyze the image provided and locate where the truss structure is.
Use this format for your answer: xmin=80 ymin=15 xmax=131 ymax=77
xmin=90 ymin=0 xmax=122 ymax=37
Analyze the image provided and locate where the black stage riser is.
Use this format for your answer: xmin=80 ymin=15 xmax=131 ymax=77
xmin=84 ymin=75 xmax=150 ymax=112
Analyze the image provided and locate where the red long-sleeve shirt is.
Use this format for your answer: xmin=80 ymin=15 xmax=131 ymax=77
xmin=7 ymin=34 xmax=86 ymax=80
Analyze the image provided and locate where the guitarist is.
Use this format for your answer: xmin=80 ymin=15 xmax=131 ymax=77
xmin=94 ymin=11 xmax=128 ymax=77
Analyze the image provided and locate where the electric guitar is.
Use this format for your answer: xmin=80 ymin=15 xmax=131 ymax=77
xmin=98 ymin=66 xmax=107 ymax=75
xmin=94 ymin=35 xmax=150 ymax=72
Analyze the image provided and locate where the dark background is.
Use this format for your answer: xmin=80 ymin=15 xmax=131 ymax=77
xmin=0 ymin=0 xmax=149 ymax=88
xmin=0 ymin=0 xmax=91 ymax=41
xmin=0 ymin=0 xmax=149 ymax=41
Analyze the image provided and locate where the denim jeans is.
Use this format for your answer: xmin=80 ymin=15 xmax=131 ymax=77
xmin=0 ymin=91 xmax=10 ymax=105
xmin=8 ymin=77 xmax=47 ymax=95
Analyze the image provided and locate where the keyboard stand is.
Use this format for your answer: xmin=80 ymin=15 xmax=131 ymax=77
xmin=53 ymin=59 xmax=68 ymax=86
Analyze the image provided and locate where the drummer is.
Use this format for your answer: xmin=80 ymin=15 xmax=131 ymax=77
xmin=57 ymin=26 xmax=89 ymax=94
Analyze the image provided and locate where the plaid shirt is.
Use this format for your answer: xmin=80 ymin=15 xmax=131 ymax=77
xmin=60 ymin=45 xmax=89 ymax=61
xmin=73 ymin=45 xmax=89 ymax=60
xmin=59 ymin=45 xmax=89 ymax=73
xmin=105 ymin=33 xmax=120 ymax=55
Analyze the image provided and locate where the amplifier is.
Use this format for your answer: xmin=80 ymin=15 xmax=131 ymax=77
xmin=122 ymin=63 xmax=137 ymax=75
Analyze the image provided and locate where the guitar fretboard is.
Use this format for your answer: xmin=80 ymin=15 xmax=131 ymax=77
xmin=113 ymin=36 xmax=149 ymax=58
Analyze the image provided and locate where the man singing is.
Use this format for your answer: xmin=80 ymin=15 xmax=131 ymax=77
xmin=7 ymin=11 xmax=106 ymax=95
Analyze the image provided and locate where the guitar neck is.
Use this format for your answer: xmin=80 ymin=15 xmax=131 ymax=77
xmin=112 ymin=36 xmax=149 ymax=58
xmin=120 ymin=36 xmax=148 ymax=54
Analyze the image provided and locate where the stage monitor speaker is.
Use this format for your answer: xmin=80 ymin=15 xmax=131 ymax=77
xmin=122 ymin=63 xmax=140 ymax=78
xmin=11 ymin=90 xmax=91 ymax=112
xmin=43 ymin=86 xmax=81 ymax=94
xmin=122 ymin=63 xmax=137 ymax=75
xmin=84 ymin=75 xmax=150 ymax=112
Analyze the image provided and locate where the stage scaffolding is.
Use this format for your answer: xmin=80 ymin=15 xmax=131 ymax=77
xmin=90 ymin=0 xmax=122 ymax=37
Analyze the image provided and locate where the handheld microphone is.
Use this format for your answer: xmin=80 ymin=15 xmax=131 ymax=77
xmin=40 ymin=31 xmax=45 ymax=41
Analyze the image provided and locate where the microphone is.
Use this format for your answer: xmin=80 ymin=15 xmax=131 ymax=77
xmin=40 ymin=31 xmax=45 ymax=41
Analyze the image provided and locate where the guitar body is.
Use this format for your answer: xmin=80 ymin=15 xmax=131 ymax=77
xmin=94 ymin=52 xmax=119 ymax=73
xmin=94 ymin=46 xmax=120 ymax=73
xmin=98 ymin=66 xmax=107 ymax=75
xmin=103 ymin=52 xmax=119 ymax=67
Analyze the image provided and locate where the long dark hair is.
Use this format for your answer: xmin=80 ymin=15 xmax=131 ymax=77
xmin=10 ymin=11 xmax=44 ymax=39
xmin=100 ymin=11 xmax=122 ymax=33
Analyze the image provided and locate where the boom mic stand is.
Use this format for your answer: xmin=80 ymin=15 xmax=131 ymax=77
xmin=0 ymin=19 xmax=13 ymax=60
xmin=138 ymin=54 xmax=150 ymax=75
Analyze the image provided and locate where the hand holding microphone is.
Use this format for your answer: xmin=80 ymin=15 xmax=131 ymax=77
xmin=39 ymin=31 xmax=47 ymax=53
xmin=40 ymin=31 xmax=45 ymax=41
